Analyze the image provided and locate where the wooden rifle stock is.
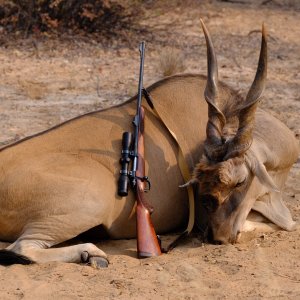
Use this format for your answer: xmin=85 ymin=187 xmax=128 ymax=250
xmin=136 ymin=107 xmax=162 ymax=258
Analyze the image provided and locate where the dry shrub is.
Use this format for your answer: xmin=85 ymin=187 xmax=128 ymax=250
xmin=158 ymin=47 xmax=186 ymax=77
xmin=0 ymin=0 xmax=132 ymax=38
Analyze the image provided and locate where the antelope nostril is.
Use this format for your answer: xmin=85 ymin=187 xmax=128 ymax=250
xmin=213 ymin=240 xmax=223 ymax=245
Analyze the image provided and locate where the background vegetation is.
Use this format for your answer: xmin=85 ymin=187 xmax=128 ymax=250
xmin=0 ymin=0 xmax=137 ymax=38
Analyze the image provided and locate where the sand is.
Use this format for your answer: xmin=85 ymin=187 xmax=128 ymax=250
xmin=0 ymin=1 xmax=299 ymax=299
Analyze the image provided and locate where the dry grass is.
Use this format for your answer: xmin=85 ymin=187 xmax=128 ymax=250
xmin=158 ymin=47 xmax=186 ymax=77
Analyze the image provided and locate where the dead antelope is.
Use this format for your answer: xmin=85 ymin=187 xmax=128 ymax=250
xmin=0 ymin=21 xmax=298 ymax=267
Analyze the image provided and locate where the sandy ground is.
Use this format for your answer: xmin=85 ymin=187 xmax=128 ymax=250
xmin=0 ymin=0 xmax=299 ymax=299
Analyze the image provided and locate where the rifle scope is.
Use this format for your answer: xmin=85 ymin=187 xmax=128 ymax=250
xmin=117 ymin=131 xmax=133 ymax=197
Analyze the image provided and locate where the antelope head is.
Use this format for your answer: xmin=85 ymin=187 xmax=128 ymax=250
xmin=186 ymin=20 xmax=279 ymax=244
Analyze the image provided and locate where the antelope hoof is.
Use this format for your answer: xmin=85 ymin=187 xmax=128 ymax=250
xmin=81 ymin=251 xmax=109 ymax=268
xmin=89 ymin=256 xmax=109 ymax=268
xmin=81 ymin=251 xmax=89 ymax=262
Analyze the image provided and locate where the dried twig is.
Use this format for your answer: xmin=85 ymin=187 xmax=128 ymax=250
xmin=96 ymin=75 xmax=101 ymax=97
xmin=273 ymin=272 xmax=300 ymax=283
xmin=261 ymin=0 xmax=274 ymax=5
xmin=232 ymin=56 xmax=241 ymax=69
xmin=32 ymin=39 xmax=40 ymax=59
xmin=218 ymin=0 xmax=249 ymax=3
xmin=248 ymin=29 xmax=261 ymax=36
xmin=248 ymin=29 xmax=277 ymax=42
xmin=25 ymin=0 xmax=35 ymax=38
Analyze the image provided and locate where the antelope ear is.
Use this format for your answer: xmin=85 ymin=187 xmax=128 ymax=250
xmin=245 ymin=154 xmax=280 ymax=192
xmin=179 ymin=178 xmax=198 ymax=188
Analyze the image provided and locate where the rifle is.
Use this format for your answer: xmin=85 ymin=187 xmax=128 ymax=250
xmin=118 ymin=41 xmax=162 ymax=258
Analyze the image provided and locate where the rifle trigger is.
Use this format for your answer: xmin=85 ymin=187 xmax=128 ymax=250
xmin=136 ymin=176 xmax=151 ymax=192
xmin=143 ymin=176 xmax=151 ymax=192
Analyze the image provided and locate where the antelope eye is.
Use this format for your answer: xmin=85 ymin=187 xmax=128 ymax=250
xmin=202 ymin=194 xmax=219 ymax=213
xmin=235 ymin=179 xmax=245 ymax=188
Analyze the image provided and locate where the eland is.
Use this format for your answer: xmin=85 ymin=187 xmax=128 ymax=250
xmin=0 ymin=21 xmax=298 ymax=267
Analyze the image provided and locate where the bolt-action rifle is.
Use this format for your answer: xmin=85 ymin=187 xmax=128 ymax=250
xmin=117 ymin=42 xmax=162 ymax=258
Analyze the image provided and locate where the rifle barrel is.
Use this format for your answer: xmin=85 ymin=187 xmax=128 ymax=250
xmin=132 ymin=41 xmax=146 ymax=185
xmin=137 ymin=41 xmax=145 ymax=110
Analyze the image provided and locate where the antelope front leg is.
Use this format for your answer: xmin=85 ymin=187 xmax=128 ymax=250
xmin=4 ymin=240 xmax=109 ymax=268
